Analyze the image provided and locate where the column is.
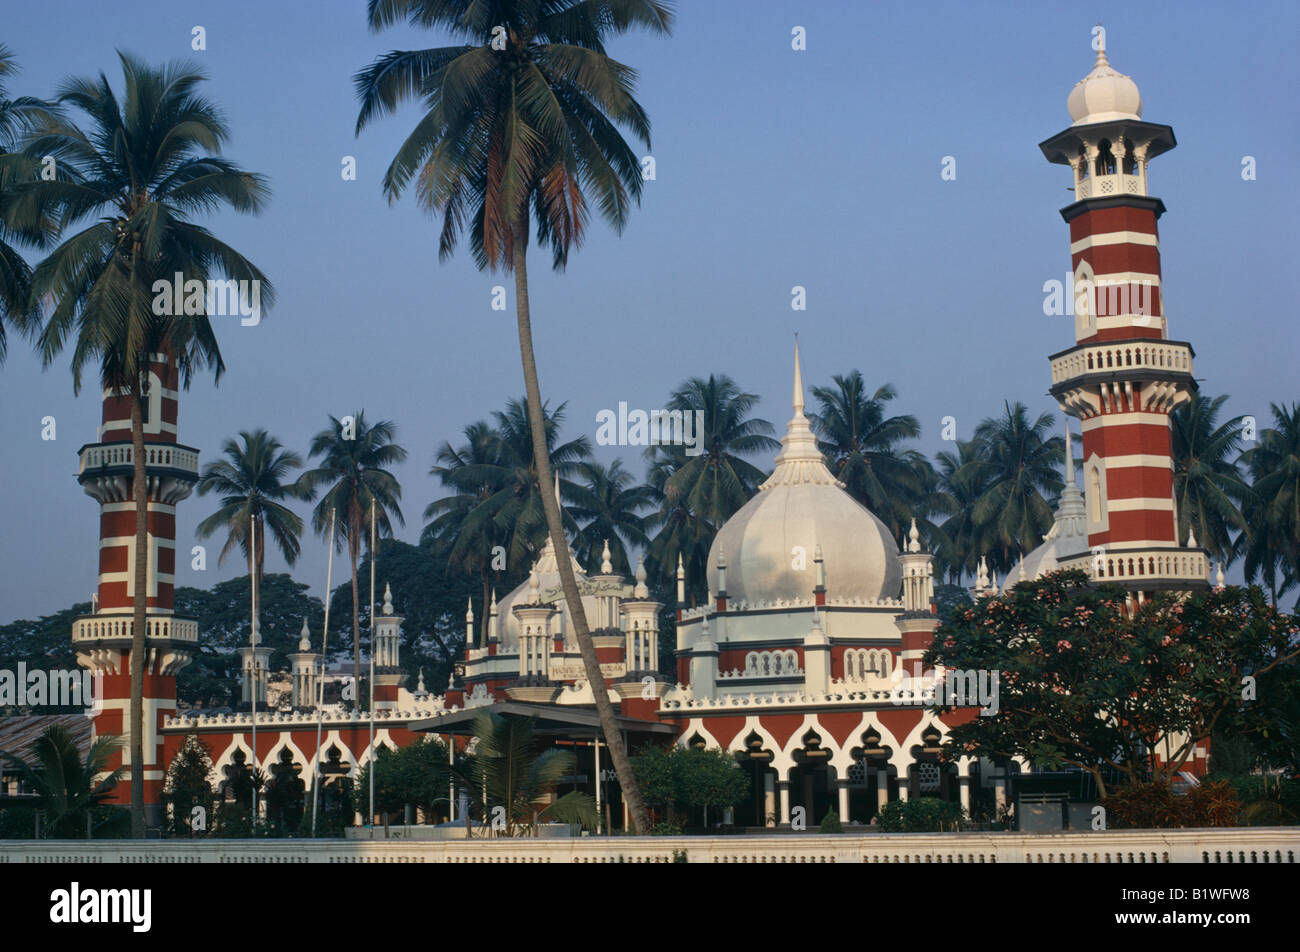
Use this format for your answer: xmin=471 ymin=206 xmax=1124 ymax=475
xmin=876 ymin=769 xmax=889 ymax=812
xmin=777 ymin=779 xmax=790 ymax=826
xmin=959 ymin=774 xmax=971 ymax=814
xmin=763 ymin=772 xmax=776 ymax=827
xmin=837 ymin=779 xmax=849 ymax=822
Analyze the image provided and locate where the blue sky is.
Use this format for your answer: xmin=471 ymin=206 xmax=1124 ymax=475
xmin=1 ymin=0 xmax=1297 ymax=622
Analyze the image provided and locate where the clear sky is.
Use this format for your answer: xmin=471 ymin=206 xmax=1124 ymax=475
xmin=1 ymin=0 xmax=1297 ymax=623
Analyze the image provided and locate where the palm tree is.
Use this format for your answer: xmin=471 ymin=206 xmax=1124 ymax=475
xmin=970 ymin=402 xmax=1064 ymax=571
xmin=298 ymin=412 xmax=407 ymax=694
xmin=808 ymin=372 xmax=924 ymax=537
xmin=567 ymin=459 xmax=653 ymax=575
xmin=195 ymin=429 xmax=309 ymax=598
xmin=1170 ymin=393 xmax=1249 ymax=564
xmin=1239 ymin=403 xmax=1300 ymax=603
xmin=423 ymin=419 xmax=512 ymax=638
xmin=931 ymin=439 xmax=997 ymax=582
xmin=454 ymin=709 xmax=598 ymax=836
xmin=0 ymin=45 xmax=60 ymax=361
xmin=1 ymin=726 xmax=124 ymax=837
xmin=481 ymin=398 xmax=590 ymax=568
xmin=644 ymin=374 xmax=778 ymax=594
xmin=19 ymin=54 xmax=270 ymax=836
xmin=425 ymin=400 xmax=591 ymax=638
xmin=354 ymin=0 xmax=672 ymax=833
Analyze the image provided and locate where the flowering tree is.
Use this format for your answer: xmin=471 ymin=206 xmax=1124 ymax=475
xmin=924 ymin=570 xmax=1299 ymax=797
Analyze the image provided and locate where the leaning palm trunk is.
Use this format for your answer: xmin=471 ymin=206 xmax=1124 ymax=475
xmin=511 ymin=221 xmax=650 ymax=834
xmin=129 ymin=393 xmax=148 ymax=837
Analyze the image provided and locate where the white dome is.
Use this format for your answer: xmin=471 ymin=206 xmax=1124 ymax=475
xmin=705 ymin=343 xmax=901 ymax=604
xmin=1068 ymin=46 xmax=1141 ymax=126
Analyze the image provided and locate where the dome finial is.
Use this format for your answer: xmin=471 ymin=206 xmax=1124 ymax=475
xmin=1094 ymin=25 xmax=1108 ymax=66
xmin=634 ymin=555 xmax=648 ymax=598
xmin=792 ymin=333 xmax=805 ymax=417
xmin=601 ymin=538 xmax=612 ymax=574
xmin=908 ymin=518 xmax=921 ymax=553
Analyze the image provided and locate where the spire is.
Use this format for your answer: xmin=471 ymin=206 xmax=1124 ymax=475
xmin=466 ymin=596 xmax=474 ymax=622
xmin=299 ymin=617 xmax=311 ymax=651
xmin=1094 ymin=28 xmax=1108 ymax=67
xmin=760 ymin=338 xmax=841 ymax=490
xmin=1064 ymin=420 xmax=1076 ymax=485
xmin=907 ymin=518 xmax=921 ymax=553
xmin=417 ymin=667 xmax=426 ymax=693
xmin=1187 ymin=527 xmax=1198 ymax=549
xmin=601 ymin=539 xmax=612 ymax=574
xmin=383 ymin=582 xmax=394 ymax=615
xmin=792 ymin=334 xmax=805 ymax=416
xmin=1215 ymin=562 xmax=1225 ymax=588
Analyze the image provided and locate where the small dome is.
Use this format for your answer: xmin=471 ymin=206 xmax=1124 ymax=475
xmin=1068 ymin=45 xmax=1141 ymax=126
xmin=706 ymin=341 xmax=901 ymax=604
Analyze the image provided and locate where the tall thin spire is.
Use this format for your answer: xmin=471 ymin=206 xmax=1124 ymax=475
xmin=760 ymin=337 xmax=840 ymax=490
xmin=1064 ymin=420 xmax=1076 ymax=485
xmin=792 ymin=334 xmax=805 ymax=416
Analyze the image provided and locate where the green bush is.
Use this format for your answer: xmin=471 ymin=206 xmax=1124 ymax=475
xmin=877 ymin=797 xmax=963 ymax=832
xmin=0 ymin=805 xmax=38 ymax=839
xmin=1214 ymin=774 xmax=1300 ymax=826
xmin=819 ymin=809 xmax=843 ymax=833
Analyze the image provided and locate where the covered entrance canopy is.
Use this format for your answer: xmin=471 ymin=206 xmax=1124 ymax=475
xmin=408 ymin=701 xmax=675 ymax=738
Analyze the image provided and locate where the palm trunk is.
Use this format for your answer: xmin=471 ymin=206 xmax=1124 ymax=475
xmin=129 ymin=395 xmax=148 ymax=837
xmin=510 ymin=219 xmax=651 ymax=834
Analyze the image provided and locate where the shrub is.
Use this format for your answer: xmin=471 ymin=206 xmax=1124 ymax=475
xmin=819 ymin=809 xmax=843 ymax=833
xmin=877 ymin=797 xmax=963 ymax=832
xmin=1101 ymin=781 xmax=1240 ymax=829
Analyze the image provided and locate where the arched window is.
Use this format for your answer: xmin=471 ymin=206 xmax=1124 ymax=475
xmin=1088 ymin=465 xmax=1103 ymax=523
xmin=1122 ymin=138 xmax=1137 ymax=175
xmin=1095 ymin=139 xmax=1116 ymax=176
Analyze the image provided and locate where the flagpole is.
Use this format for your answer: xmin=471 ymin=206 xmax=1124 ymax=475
xmin=310 ymin=509 xmax=336 ymax=837
xmin=367 ymin=498 xmax=377 ymax=833
xmin=249 ymin=511 xmax=259 ymax=827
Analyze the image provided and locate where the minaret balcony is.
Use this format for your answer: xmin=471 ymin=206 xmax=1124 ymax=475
xmin=1058 ymin=547 xmax=1210 ymax=590
xmin=78 ymin=441 xmax=200 ymax=479
xmin=1050 ymin=339 xmax=1194 ymax=388
xmin=77 ymin=441 xmax=200 ymax=504
xmin=73 ymin=613 xmax=199 ymax=645
xmin=1074 ymin=172 xmax=1143 ymax=200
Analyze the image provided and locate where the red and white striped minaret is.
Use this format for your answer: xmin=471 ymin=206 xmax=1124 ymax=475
xmin=72 ymin=353 xmax=200 ymax=817
xmin=1040 ymin=37 xmax=1209 ymax=595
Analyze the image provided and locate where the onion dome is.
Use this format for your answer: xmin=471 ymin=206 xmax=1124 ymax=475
xmin=1068 ymin=42 xmax=1142 ymax=126
xmin=706 ymin=340 xmax=902 ymax=603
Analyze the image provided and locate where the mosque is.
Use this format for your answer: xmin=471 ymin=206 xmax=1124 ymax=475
xmin=66 ymin=37 xmax=1212 ymax=829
